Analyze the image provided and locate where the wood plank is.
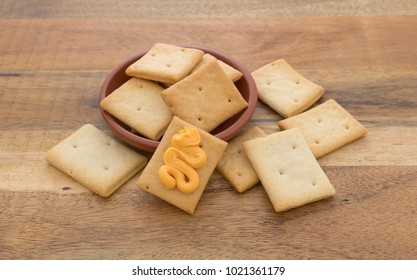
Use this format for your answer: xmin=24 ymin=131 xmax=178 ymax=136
xmin=1 ymin=165 xmax=417 ymax=259
xmin=1 ymin=17 xmax=417 ymax=72
xmin=2 ymin=0 xmax=417 ymax=18
xmin=0 ymin=71 xmax=106 ymax=131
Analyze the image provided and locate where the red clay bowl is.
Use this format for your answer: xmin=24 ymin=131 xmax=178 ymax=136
xmin=99 ymin=46 xmax=258 ymax=152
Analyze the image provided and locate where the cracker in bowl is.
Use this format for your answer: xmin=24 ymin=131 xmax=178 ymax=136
xmin=160 ymin=59 xmax=248 ymax=132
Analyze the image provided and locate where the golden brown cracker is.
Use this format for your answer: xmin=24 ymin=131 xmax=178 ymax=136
xmin=45 ymin=124 xmax=147 ymax=197
xmin=216 ymin=126 xmax=267 ymax=193
xmin=136 ymin=116 xmax=228 ymax=214
xmin=125 ymin=43 xmax=204 ymax=84
xmin=243 ymin=128 xmax=335 ymax=212
xmin=278 ymin=99 xmax=368 ymax=158
xmin=252 ymin=59 xmax=324 ymax=118
xmin=100 ymin=77 xmax=172 ymax=140
xmin=160 ymin=60 xmax=248 ymax=132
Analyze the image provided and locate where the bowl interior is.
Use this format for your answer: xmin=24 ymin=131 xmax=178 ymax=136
xmin=99 ymin=47 xmax=257 ymax=152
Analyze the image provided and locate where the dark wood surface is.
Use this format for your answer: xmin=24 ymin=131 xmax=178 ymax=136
xmin=1 ymin=2 xmax=417 ymax=259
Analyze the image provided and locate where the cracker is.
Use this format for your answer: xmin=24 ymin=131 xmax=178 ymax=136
xmin=251 ymin=59 xmax=324 ymax=118
xmin=243 ymin=128 xmax=335 ymax=212
xmin=278 ymin=99 xmax=368 ymax=158
xmin=136 ymin=116 xmax=228 ymax=214
xmin=45 ymin=124 xmax=148 ymax=197
xmin=216 ymin=126 xmax=267 ymax=193
xmin=160 ymin=60 xmax=248 ymax=132
xmin=100 ymin=77 xmax=172 ymax=140
xmin=191 ymin=53 xmax=243 ymax=82
xmin=125 ymin=43 xmax=204 ymax=84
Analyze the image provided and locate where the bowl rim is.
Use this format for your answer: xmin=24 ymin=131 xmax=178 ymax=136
xmin=99 ymin=46 xmax=258 ymax=152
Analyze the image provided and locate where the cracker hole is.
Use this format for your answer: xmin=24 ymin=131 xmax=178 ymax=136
xmin=228 ymin=98 xmax=232 ymax=103
xmin=103 ymin=166 xmax=109 ymax=171
xmin=139 ymin=84 xmax=143 ymax=89
xmin=150 ymin=53 xmax=156 ymax=57
xmin=294 ymin=79 xmax=300 ymax=85
xmin=317 ymin=119 xmax=322 ymax=123
xmin=292 ymin=144 xmax=297 ymax=150
xmin=345 ymin=125 xmax=350 ymax=130
xmin=266 ymin=81 xmax=271 ymax=85
xmin=180 ymin=48 xmax=186 ymax=52
xmin=237 ymin=149 xmax=242 ymax=154
xmin=237 ymin=172 xmax=242 ymax=177
xmin=198 ymin=87 xmax=203 ymax=91
xmin=145 ymin=185 xmax=150 ymax=190
xmin=166 ymin=63 xmax=172 ymax=68
xmin=312 ymin=181 xmax=317 ymax=186
xmin=315 ymin=140 xmax=320 ymax=144
xmin=72 ymin=144 xmax=77 ymax=149
xmin=199 ymin=144 xmax=203 ymax=148
xmin=293 ymin=99 xmax=299 ymax=103
xmin=137 ymin=107 xmax=141 ymax=111
xmin=271 ymin=63 xmax=276 ymax=66
xmin=197 ymin=117 xmax=202 ymax=122
xmin=107 ymin=141 xmax=112 ymax=146
xmin=279 ymin=170 xmax=284 ymax=175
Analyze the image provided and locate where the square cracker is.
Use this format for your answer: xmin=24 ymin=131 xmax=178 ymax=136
xmin=100 ymin=77 xmax=172 ymax=140
xmin=125 ymin=43 xmax=204 ymax=84
xmin=136 ymin=116 xmax=228 ymax=214
xmin=242 ymin=128 xmax=335 ymax=212
xmin=216 ymin=126 xmax=267 ymax=193
xmin=45 ymin=124 xmax=148 ymax=197
xmin=278 ymin=99 xmax=368 ymax=158
xmin=251 ymin=59 xmax=324 ymax=118
xmin=160 ymin=60 xmax=248 ymax=132
xmin=191 ymin=53 xmax=243 ymax=82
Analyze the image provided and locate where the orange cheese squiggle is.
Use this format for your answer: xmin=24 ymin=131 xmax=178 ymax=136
xmin=158 ymin=127 xmax=206 ymax=193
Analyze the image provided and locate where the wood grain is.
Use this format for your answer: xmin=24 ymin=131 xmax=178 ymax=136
xmin=1 ymin=13 xmax=417 ymax=259
xmin=2 ymin=0 xmax=417 ymax=18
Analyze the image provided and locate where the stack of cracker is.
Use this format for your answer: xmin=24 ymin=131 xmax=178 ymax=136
xmin=220 ymin=58 xmax=367 ymax=212
xmin=46 ymin=43 xmax=248 ymax=210
xmin=101 ymin=43 xmax=248 ymax=212
xmin=45 ymin=45 xmax=368 ymax=215
xmin=100 ymin=43 xmax=247 ymax=141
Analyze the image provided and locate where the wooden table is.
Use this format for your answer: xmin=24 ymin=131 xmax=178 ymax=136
xmin=1 ymin=2 xmax=417 ymax=259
